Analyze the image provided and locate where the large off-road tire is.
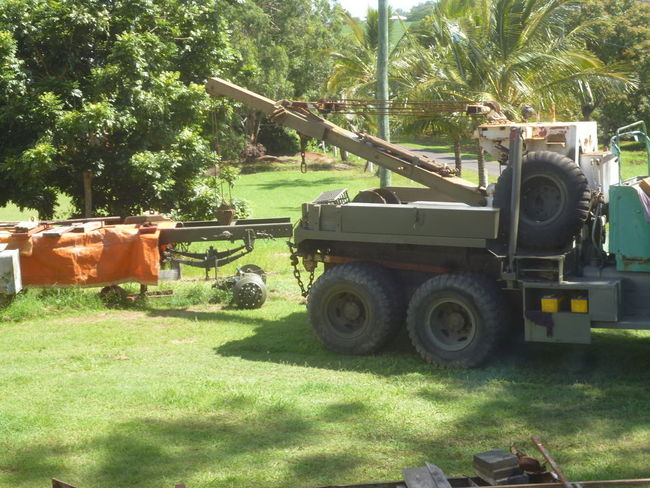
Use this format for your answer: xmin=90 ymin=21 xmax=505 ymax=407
xmin=406 ymin=272 xmax=509 ymax=368
xmin=307 ymin=262 xmax=405 ymax=355
xmin=493 ymin=151 xmax=590 ymax=250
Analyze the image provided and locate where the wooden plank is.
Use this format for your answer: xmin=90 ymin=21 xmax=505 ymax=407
xmin=403 ymin=464 xmax=453 ymax=488
xmin=71 ymin=221 xmax=103 ymax=233
xmin=16 ymin=221 xmax=38 ymax=232
xmin=42 ymin=225 xmax=76 ymax=237
xmin=13 ymin=224 xmax=48 ymax=238
xmin=46 ymin=216 xmax=121 ymax=225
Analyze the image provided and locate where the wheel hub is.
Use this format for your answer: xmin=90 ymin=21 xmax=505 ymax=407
xmin=342 ymin=301 xmax=362 ymax=321
xmin=522 ymin=175 xmax=565 ymax=223
xmin=445 ymin=311 xmax=466 ymax=333
xmin=426 ymin=300 xmax=477 ymax=352
xmin=326 ymin=291 xmax=368 ymax=334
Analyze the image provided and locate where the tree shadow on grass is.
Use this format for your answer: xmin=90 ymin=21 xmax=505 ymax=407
xmin=148 ymin=306 xmax=424 ymax=376
xmin=256 ymin=177 xmax=350 ymax=191
xmin=3 ymin=399 xmax=370 ymax=488
xmin=148 ymin=306 xmax=650 ymax=385
xmin=6 ymin=379 xmax=647 ymax=488
xmin=5 ymin=307 xmax=650 ymax=487
xmin=0 ymin=444 xmax=72 ymax=487
xmin=143 ymin=307 xmax=650 ymax=482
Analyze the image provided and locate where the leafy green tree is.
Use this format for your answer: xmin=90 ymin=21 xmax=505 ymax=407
xmin=0 ymin=29 xmax=62 ymax=216
xmin=392 ymin=0 xmax=635 ymax=170
xmin=399 ymin=0 xmax=634 ymax=118
xmin=326 ymin=8 xmax=407 ymax=99
xmin=570 ymin=0 xmax=650 ymax=134
xmin=405 ymin=1 xmax=437 ymax=21
xmin=325 ymin=8 xmax=411 ymax=134
xmin=0 ymin=0 xmax=237 ymax=218
xmin=222 ymin=0 xmax=343 ymax=150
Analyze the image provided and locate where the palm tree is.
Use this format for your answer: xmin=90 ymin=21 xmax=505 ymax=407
xmin=394 ymin=0 xmax=635 ymax=168
xmin=324 ymin=8 xmax=411 ymax=133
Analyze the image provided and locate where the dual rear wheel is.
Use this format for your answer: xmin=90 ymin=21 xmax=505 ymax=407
xmin=307 ymin=262 xmax=404 ymax=355
xmin=307 ymin=263 xmax=509 ymax=368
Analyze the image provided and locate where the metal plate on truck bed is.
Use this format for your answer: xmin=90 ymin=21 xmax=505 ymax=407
xmin=296 ymin=202 xmax=499 ymax=249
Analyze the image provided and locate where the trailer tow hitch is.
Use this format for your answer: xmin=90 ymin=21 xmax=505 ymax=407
xmin=165 ymin=230 xmax=263 ymax=280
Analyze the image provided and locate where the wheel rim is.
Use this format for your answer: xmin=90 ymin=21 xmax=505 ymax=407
xmin=324 ymin=288 xmax=370 ymax=336
xmin=521 ymin=174 xmax=567 ymax=225
xmin=423 ymin=298 xmax=477 ymax=352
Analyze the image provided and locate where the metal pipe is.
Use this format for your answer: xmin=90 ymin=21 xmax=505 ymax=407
xmin=377 ymin=0 xmax=391 ymax=188
xmin=305 ymin=479 xmax=650 ymax=488
xmin=478 ymin=480 xmax=650 ymax=488
xmin=507 ymin=127 xmax=524 ymax=272
xmin=531 ymin=437 xmax=572 ymax=488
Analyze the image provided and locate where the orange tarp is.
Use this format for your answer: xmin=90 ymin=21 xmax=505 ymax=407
xmin=0 ymin=224 xmax=174 ymax=287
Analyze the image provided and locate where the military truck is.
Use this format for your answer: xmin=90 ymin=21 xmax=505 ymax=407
xmin=206 ymin=77 xmax=650 ymax=368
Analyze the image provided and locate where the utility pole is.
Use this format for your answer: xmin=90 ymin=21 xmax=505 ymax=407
xmin=377 ymin=0 xmax=391 ymax=187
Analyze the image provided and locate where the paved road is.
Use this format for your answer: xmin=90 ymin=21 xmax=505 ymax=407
xmin=399 ymin=145 xmax=503 ymax=177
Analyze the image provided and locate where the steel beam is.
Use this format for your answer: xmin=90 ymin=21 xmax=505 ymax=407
xmin=205 ymin=78 xmax=486 ymax=206
xmin=158 ymin=220 xmax=293 ymax=245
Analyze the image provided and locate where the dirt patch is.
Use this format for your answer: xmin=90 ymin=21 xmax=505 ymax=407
xmin=55 ymin=310 xmax=142 ymax=325
xmin=257 ymin=151 xmax=336 ymax=164
xmin=239 ymin=151 xmax=357 ymax=174
xmin=170 ymin=338 xmax=197 ymax=344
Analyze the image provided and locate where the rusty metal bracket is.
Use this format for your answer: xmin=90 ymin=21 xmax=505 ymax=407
xmin=52 ymin=480 xmax=77 ymax=488
xmin=531 ymin=437 xmax=572 ymax=488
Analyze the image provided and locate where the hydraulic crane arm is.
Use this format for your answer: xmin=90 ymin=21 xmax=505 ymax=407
xmin=205 ymin=77 xmax=487 ymax=206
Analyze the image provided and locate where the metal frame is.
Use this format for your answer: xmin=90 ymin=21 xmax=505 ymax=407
xmin=158 ymin=218 xmax=293 ymax=245
xmin=205 ymin=77 xmax=486 ymax=206
xmin=609 ymin=120 xmax=650 ymax=179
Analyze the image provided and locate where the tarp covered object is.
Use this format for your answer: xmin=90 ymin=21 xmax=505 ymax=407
xmin=0 ymin=224 xmax=172 ymax=287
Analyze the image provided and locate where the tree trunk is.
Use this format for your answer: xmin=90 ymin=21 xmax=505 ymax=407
xmin=477 ymin=144 xmax=487 ymax=188
xmin=454 ymin=137 xmax=462 ymax=176
xmin=83 ymin=170 xmax=93 ymax=218
xmin=244 ymin=111 xmax=262 ymax=144
xmin=341 ymin=150 xmax=348 ymax=162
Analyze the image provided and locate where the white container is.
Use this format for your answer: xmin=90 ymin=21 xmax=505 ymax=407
xmin=0 ymin=249 xmax=22 ymax=295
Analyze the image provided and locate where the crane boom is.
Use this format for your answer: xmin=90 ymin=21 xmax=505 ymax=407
xmin=205 ymin=77 xmax=487 ymax=206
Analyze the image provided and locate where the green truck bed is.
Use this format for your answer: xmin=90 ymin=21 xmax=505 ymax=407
xmin=295 ymin=201 xmax=500 ymax=249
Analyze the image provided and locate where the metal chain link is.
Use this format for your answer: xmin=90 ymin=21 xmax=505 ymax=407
xmin=300 ymin=150 xmax=307 ymax=174
xmin=287 ymin=242 xmax=315 ymax=297
xmin=299 ymin=134 xmax=309 ymax=174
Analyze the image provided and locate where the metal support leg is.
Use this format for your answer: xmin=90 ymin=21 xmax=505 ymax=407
xmin=508 ymin=127 xmax=524 ymax=274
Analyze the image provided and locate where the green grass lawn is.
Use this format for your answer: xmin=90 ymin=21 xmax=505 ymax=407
xmin=2 ymin=161 xmax=650 ymax=488
xmin=0 ymin=194 xmax=75 ymax=222
xmin=0 ymin=202 xmax=36 ymax=222
xmin=620 ymin=145 xmax=649 ymax=181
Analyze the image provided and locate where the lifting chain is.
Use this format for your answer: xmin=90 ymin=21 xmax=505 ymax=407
xmin=299 ymin=133 xmax=310 ymax=174
xmin=287 ymin=241 xmax=315 ymax=298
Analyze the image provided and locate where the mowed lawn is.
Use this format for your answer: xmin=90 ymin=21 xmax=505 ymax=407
xmin=2 ymin=164 xmax=650 ymax=488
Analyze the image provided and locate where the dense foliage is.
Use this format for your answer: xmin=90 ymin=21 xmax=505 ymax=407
xmin=0 ymin=0 xmax=342 ymax=218
xmin=572 ymin=0 xmax=650 ymax=134
xmin=1 ymin=0 xmax=647 ymax=218
xmin=400 ymin=0 xmax=634 ymax=119
xmin=222 ymin=0 xmax=343 ymax=154
xmin=328 ymin=0 xmax=644 ymax=157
